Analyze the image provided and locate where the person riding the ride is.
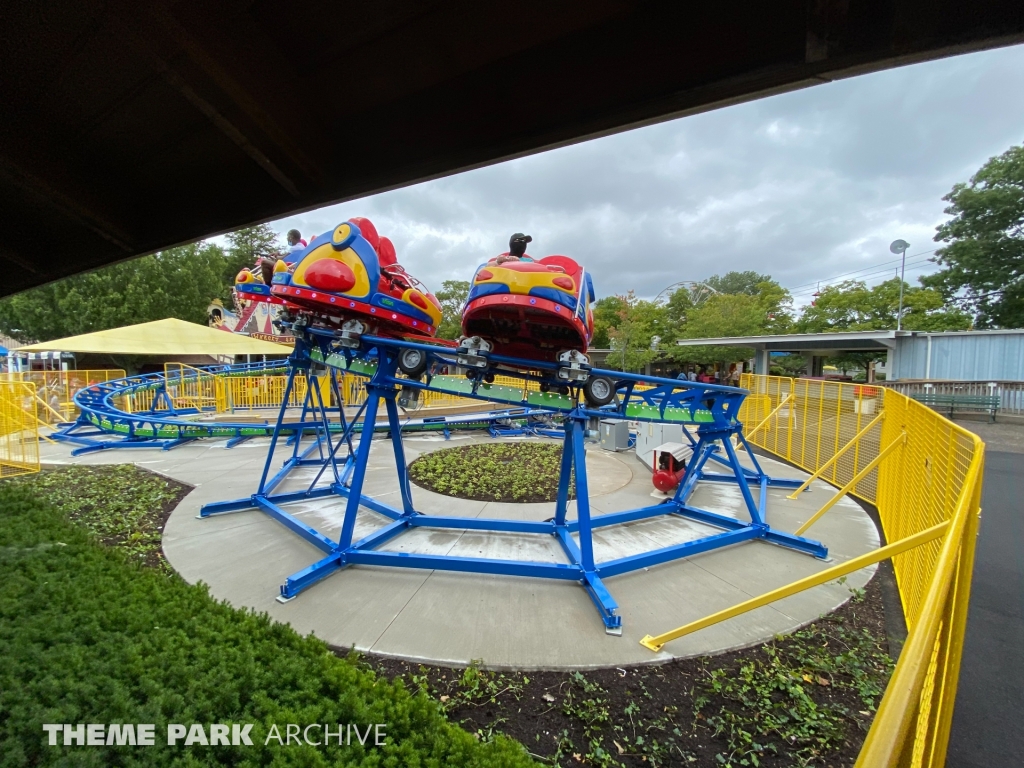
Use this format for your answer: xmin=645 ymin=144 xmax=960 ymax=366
xmin=286 ymin=229 xmax=307 ymax=253
xmin=494 ymin=233 xmax=533 ymax=265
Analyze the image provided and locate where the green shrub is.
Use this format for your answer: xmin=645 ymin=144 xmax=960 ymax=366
xmin=0 ymin=482 xmax=533 ymax=766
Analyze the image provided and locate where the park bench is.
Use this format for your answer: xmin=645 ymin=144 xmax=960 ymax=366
xmin=909 ymin=392 xmax=1000 ymax=422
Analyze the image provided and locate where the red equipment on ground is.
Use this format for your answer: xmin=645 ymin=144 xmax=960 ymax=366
xmin=651 ymin=443 xmax=693 ymax=493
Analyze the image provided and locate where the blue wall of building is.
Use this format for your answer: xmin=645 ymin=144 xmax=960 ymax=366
xmin=891 ymin=331 xmax=1024 ymax=381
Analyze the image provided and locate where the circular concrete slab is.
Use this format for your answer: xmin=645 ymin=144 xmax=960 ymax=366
xmin=39 ymin=431 xmax=879 ymax=670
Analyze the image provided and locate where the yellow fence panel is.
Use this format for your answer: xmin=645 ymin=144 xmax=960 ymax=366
xmin=1 ymin=369 xmax=126 ymax=423
xmin=220 ymin=373 xmax=317 ymax=411
xmin=738 ymin=373 xmax=983 ymax=767
xmin=0 ymin=381 xmax=40 ymax=477
xmin=739 ymin=374 xmax=885 ymax=501
xmin=165 ymin=363 xmax=219 ymax=412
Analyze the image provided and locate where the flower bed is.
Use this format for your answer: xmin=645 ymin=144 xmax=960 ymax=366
xmin=408 ymin=442 xmax=572 ymax=503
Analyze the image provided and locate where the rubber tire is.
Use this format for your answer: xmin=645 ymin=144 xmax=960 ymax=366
xmin=483 ymin=373 xmax=495 ymax=384
xmin=584 ymin=376 xmax=615 ymax=407
xmin=398 ymin=347 xmax=428 ymax=379
xmin=539 ymin=382 xmax=551 ymax=393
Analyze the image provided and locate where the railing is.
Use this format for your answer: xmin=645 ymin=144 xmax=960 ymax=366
xmin=0 ymin=369 xmax=127 ymax=423
xmin=0 ymin=381 xmax=40 ymax=477
xmin=165 ymin=363 xmax=219 ymax=411
xmin=884 ymin=379 xmax=1024 ymax=416
xmin=6 ymin=363 xmax=481 ymax=427
xmin=739 ymin=374 xmax=983 ymax=767
xmin=159 ymin=363 xmax=483 ymax=415
xmin=740 ymin=374 xmax=885 ymax=499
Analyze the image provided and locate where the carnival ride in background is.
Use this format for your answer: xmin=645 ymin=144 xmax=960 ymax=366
xmin=58 ymin=217 xmax=828 ymax=633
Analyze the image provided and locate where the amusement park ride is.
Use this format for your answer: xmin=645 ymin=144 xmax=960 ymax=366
xmin=60 ymin=217 xmax=827 ymax=632
xmin=190 ymin=217 xmax=828 ymax=633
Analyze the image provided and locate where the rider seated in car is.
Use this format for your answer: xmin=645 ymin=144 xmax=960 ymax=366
xmin=494 ymin=233 xmax=533 ymax=265
xmin=286 ymin=229 xmax=307 ymax=253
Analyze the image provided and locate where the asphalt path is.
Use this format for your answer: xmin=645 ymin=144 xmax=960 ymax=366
xmin=947 ymin=450 xmax=1024 ymax=767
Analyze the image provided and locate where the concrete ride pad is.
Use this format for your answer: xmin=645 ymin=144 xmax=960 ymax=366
xmin=41 ymin=432 xmax=880 ymax=670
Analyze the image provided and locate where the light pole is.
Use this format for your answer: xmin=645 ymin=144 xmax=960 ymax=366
xmin=890 ymin=239 xmax=910 ymax=330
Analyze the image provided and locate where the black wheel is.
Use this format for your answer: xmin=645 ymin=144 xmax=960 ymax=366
xmin=539 ymin=382 xmax=551 ymax=393
xmin=584 ymin=376 xmax=615 ymax=407
xmin=398 ymin=347 xmax=428 ymax=379
xmin=483 ymin=373 xmax=495 ymax=384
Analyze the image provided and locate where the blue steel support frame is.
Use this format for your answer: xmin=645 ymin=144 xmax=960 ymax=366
xmin=201 ymin=332 xmax=828 ymax=632
xmin=200 ymin=336 xmax=359 ymax=522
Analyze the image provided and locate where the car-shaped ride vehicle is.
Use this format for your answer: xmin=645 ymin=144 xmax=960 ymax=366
xmin=459 ymin=250 xmax=615 ymax=406
xmin=270 ymin=218 xmax=442 ymax=354
xmin=234 ymin=260 xmax=291 ymax=306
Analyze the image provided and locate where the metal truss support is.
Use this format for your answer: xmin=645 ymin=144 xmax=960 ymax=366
xmin=201 ymin=331 xmax=829 ymax=633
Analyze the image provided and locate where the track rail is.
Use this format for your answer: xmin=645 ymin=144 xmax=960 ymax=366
xmin=54 ymin=358 xmax=560 ymax=455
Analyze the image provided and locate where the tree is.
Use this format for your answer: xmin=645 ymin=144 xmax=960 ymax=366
xmin=664 ymin=287 xmax=693 ymax=325
xmin=705 ymin=271 xmax=773 ymax=296
xmin=795 ymin=277 xmax=971 ymax=376
xmin=606 ymin=292 xmax=671 ymax=372
xmin=0 ymin=242 xmax=229 ymax=368
xmin=224 ymin=224 xmax=280 ymax=295
xmin=923 ymin=144 xmax=1024 ymax=328
xmin=591 ymin=295 xmax=626 ymax=348
xmin=434 ymin=280 xmax=470 ymax=340
xmin=669 ymin=278 xmax=793 ymax=364
xmin=796 ymin=278 xmax=970 ymax=333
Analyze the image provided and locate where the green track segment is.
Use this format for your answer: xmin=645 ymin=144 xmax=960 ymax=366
xmin=624 ymin=402 xmax=714 ymax=423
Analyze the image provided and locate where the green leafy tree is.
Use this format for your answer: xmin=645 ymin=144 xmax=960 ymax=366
xmin=670 ymin=279 xmax=793 ymax=364
xmin=923 ymin=144 xmax=1024 ymax=328
xmin=591 ymin=295 xmax=626 ymax=347
xmin=434 ymin=280 xmax=470 ymax=340
xmin=770 ymin=353 xmax=810 ymax=377
xmin=224 ymin=224 xmax=280 ymax=292
xmin=0 ymin=242 xmax=229 ymax=369
xmin=665 ymin=287 xmax=694 ymax=325
xmin=796 ymin=278 xmax=971 ymax=375
xmin=606 ymin=292 xmax=671 ymax=371
xmin=705 ymin=270 xmax=773 ymax=296
xmin=796 ymin=278 xmax=970 ymax=333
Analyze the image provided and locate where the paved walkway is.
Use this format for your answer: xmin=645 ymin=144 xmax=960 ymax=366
xmin=948 ymin=450 xmax=1024 ymax=767
xmin=40 ymin=432 xmax=879 ymax=669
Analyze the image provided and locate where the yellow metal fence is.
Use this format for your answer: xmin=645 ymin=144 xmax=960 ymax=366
xmin=739 ymin=374 xmax=983 ymax=767
xmin=0 ymin=369 xmax=126 ymax=424
xmin=0 ymin=381 xmax=40 ymax=477
xmin=4 ymin=364 xmax=483 ymax=424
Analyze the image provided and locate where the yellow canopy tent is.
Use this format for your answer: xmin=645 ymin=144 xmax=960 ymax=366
xmin=18 ymin=318 xmax=292 ymax=356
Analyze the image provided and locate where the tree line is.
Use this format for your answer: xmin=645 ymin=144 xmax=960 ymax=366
xmin=0 ymin=225 xmax=280 ymax=344
xmin=1 ymin=143 xmax=1020 ymax=368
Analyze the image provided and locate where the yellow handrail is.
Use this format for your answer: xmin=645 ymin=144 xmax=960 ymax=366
xmin=640 ymin=519 xmax=950 ymax=652
xmin=729 ymin=373 xmax=984 ymax=766
xmin=0 ymin=381 xmax=40 ymax=477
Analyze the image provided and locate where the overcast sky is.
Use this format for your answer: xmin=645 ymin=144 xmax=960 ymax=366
xmin=265 ymin=44 xmax=1024 ymax=309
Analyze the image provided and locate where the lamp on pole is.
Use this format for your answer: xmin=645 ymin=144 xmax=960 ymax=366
xmin=890 ymin=239 xmax=910 ymax=330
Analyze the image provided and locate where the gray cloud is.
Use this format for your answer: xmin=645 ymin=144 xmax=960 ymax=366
xmin=268 ymin=44 xmax=1024 ymax=308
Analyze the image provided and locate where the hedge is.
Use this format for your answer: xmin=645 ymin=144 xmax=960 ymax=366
xmin=0 ymin=482 xmax=534 ymax=767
